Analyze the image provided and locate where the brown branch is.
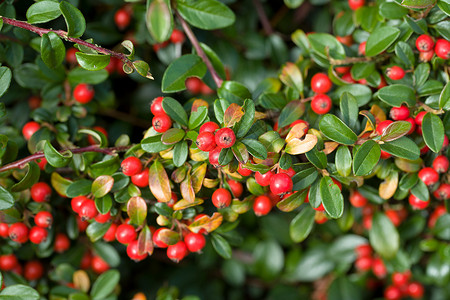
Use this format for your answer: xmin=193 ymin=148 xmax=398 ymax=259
xmin=175 ymin=11 xmax=223 ymax=88
xmin=0 ymin=145 xmax=132 ymax=173
xmin=252 ymin=0 xmax=274 ymax=35
xmin=329 ymin=52 xmax=390 ymax=65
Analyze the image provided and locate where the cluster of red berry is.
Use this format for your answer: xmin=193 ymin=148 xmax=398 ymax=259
xmin=0 ymin=254 xmax=44 ymax=282
xmin=151 ymin=97 xmax=173 ymax=133
xmin=310 ymin=73 xmax=333 ymax=115
xmin=153 ymin=29 xmax=186 ymax=52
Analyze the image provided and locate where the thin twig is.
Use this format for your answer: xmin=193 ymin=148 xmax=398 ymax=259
xmin=0 ymin=145 xmax=132 ymax=173
xmin=252 ymin=0 xmax=274 ymax=35
xmin=175 ymin=11 xmax=223 ymax=88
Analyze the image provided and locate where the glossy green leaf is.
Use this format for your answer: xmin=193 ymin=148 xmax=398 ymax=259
xmin=92 ymin=242 xmax=120 ymax=267
xmin=75 ymin=52 xmax=110 ymax=71
xmin=161 ymin=128 xmax=185 ymax=145
xmin=411 ymin=179 xmax=429 ymax=201
xmin=280 ymin=62 xmax=304 ymax=94
xmin=68 ymin=68 xmax=109 ymax=85
xmin=339 ymin=92 xmax=359 ymax=129
xmin=86 ymin=221 xmax=111 ymax=242
xmin=91 ymin=175 xmax=114 ymax=198
xmin=10 ymin=162 xmax=40 ymax=192
xmin=278 ymin=100 xmax=305 ymax=128
xmin=277 ymin=190 xmax=307 ymax=212
xmin=319 ymin=114 xmax=358 ymax=145
xmin=379 ymin=2 xmax=408 ymax=19
xmin=0 ymin=284 xmax=39 ymax=299
xmin=401 ymin=0 xmax=435 ymax=8
xmin=162 ymin=97 xmax=188 ymax=127
xmin=41 ymin=32 xmax=65 ymax=69
xmin=422 ymin=112 xmax=445 ymax=153
xmin=188 ymin=106 xmax=208 ymax=129
xmin=0 ymin=66 xmax=12 ymax=98
xmin=395 ymin=41 xmax=415 ymax=67
xmin=253 ymin=239 xmax=284 ymax=280
xmin=380 ymin=137 xmax=420 ymax=160
xmin=127 ymin=196 xmax=147 ymax=225
xmin=90 ymin=270 xmax=120 ymax=299
xmin=141 ymin=135 xmax=171 ymax=153
xmin=365 ymin=26 xmax=400 ymax=57
xmin=44 ymin=140 xmax=72 ymax=168
xmin=335 ymin=84 xmax=372 ymax=107
xmin=0 ymin=185 xmax=14 ymax=210
xmin=308 ymin=33 xmax=346 ymax=59
xmin=211 ymin=233 xmax=232 ymax=259
xmin=440 ymin=81 xmax=450 ymax=110
xmin=414 ymin=63 xmax=430 ymax=87
xmin=336 ymin=146 xmax=352 ymax=177
xmin=232 ymin=142 xmax=249 ymax=164
xmin=235 ymin=99 xmax=255 ymax=138
xmin=218 ymin=147 xmax=234 ymax=166
xmin=162 ymin=54 xmax=206 ymax=93
xmin=146 ymin=0 xmax=173 ymax=43
xmin=284 ymin=0 xmax=304 ymax=8
xmin=320 ymin=176 xmax=344 ymax=219
xmin=328 ymin=277 xmax=363 ymax=300
xmin=370 ymin=212 xmax=399 ymax=259
xmin=133 ymin=60 xmax=153 ymax=79
xmin=351 ymin=62 xmax=375 ymax=81
xmin=26 ymin=1 xmax=61 ymax=24
xmin=241 ymin=139 xmax=267 ymax=160
xmin=218 ymin=81 xmax=252 ymax=105
xmin=176 ymin=0 xmax=235 ymax=30
xmin=377 ymin=84 xmax=416 ymax=107
xmin=352 ymin=140 xmax=381 ymax=176
xmin=380 ymin=121 xmax=411 ymax=142
xmin=305 ymin=147 xmax=327 ymax=169
xmin=60 ymin=1 xmax=86 ymax=38
xmin=173 ymin=141 xmax=188 ymax=167
xmin=292 ymin=166 xmax=319 ymax=190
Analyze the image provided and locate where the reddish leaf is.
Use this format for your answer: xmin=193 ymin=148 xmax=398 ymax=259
xmin=91 ymin=175 xmax=114 ymax=198
xmin=223 ymin=103 xmax=244 ymax=127
xmin=191 ymin=99 xmax=209 ymax=113
xmin=149 ymin=160 xmax=171 ymax=202
xmin=127 ymin=196 xmax=147 ymax=225
xmin=138 ymin=225 xmax=153 ymax=256
xmin=191 ymin=163 xmax=207 ymax=193
xmin=158 ymin=228 xmax=180 ymax=246
xmin=285 ymin=134 xmax=318 ymax=155
xmin=188 ymin=212 xmax=223 ymax=233
xmin=180 ymin=172 xmax=195 ymax=203
xmin=173 ymin=198 xmax=204 ymax=211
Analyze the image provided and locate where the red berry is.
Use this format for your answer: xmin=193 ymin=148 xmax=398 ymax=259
xmin=280 ymin=167 xmax=296 ymax=177
xmin=355 ymin=256 xmax=372 ymax=272
xmin=0 ymin=254 xmax=18 ymax=271
xmin=433 ymin=183 xmax=450 ymax=200
xmin=349 ymin=190 xmax=367 ymax=208
xmin=253 ymin=195 xmax=272 ymax=216
xmin=385 ymin=209 xmax=401 ymax=227
xmin=35 ymin=211 xmax=53 ymax=228
xmin=24 ymin=261 xmax=44 ymax=281
xmin=152 ymin=114 xmax=172 ymax=133
xmin=378 ymin=76 xmax=388 ymax=89
xmin=30 ymin=182 xmax=52 ymax=203
xmin=36 ymin=157 xmax=47 ymax=170
xmin=336 ymin=35 xmax=353 ymax=47
xmin=127 ymin=240 xmax=147 ymax=261
xmin=416 ymin=34 xmax=434 ymax=52
xmin=208 ymin=146 xmax=221 ymax=167
xmin=311 ymin=94 xmax=332 ymax=114
xmin=95 ymin=211 xmax=111 ymax=223
xmin=66 ymin=47 xmax=79 ymax=64
xmin=384 ymin=285 xmax=402 ymax=300
xmin=348 ymin=0 xmax=365 ymax=10
xmin=114 ymin=8 xmax=131 ymax=30
xmin=196 ymin=132 xmax=216 ymax=152
xmin=121 ymin=156 xmax=143 ymax=176
xmin=170 ymin=29 xmax=185 ymax=44
xmin=407 ymin=282 xmax=424 ymax=299
xmin=88 ymin=126 xmax=108 ymax=145
xmin=390 ymin=105 xmax=410 ymax=121
xmin=29 ymin=226 xmax=48 ymax=244
xmin=212 ymin=188 xmax=232 ymax=208
xmin=420 ymin=49 xmax=434 ymax=62
xmin=184 ymin=232 xmax=206 ymax=252
xmin=255 ymin=171 xmax=274 ymax=187
xmin=103 ymin=223 xmax=117 ymax=242
xmin=341 ymin=72 xmax=356 ymax=83
xmin=150 ymin=96 xmax=165 ymax=116
xmin=200 ymin=82 xmax=214 ymax=95
xmin=73 ymin=83 xmax=95 ymax=104
xmin=9 ymin=222 xmax=29 ymax=243
xmin=131 ymin=168 xmax=149 ymax=188
xmin=54 ymin=233 xmax=70 ymax=253
xmin=311 ymin=73 xmax=332 ymax=94
xmin=76 ymin=215 xmax=89 ymax=232
xmin=358 ymin=41 xmax=366 ymax=55
xmin=270 ymin=173 xmax=293 ymax=195
xmin=376 ymin=120 xmax=393 ymax=135
xmin=79 ymin=199 xmax=98 ymax=221
xmin=237 ymin=163 xmax=252 ymax=176
xmin=199 ymin=121 xmax=220 ymax=133
xmin=71 ymin=196 xmax=89 ymax=214
xmin=372 ymin=257 xmax=387 ymax=278
xmin=80 ymin=251 xmax=92 ymax=269
xmin=289 ymin=119 xmax=309 ymax=133
xmin=409 ymin=194 xmax=429 ymax=209
xmin=392 ymin=271 xmax=411 ymax=287
xmin=432 ymin=155 xmax=449 ymax=173
xmin=355 ymin=244 xmax=372 ymax=258
xmin=405 ymin=117 xmax=416 ymax=134
xmin=386 ymin=66 xmax=405 ymax=80
xmin=91 ymin=256 xmax=110 ymax=274
xmin=435 ymin=39 xmax=450 ymax=60
xmin=167 ymin=241 xmax=189 ymax=262
xmin=22 ymin=121 xmax=40 ymax=140
xmin=335 ymin=66 xmax=351 ymax=74
xmin=185 ymin=77 xmax=203 ymax=94
xmin=215 ymin=128 xmax=236 ymax=148
xmin=0 ymin=223 xmax=9 ymax=238
xmin=313 ymin=203 xmax=325 ymax=212
xmin=415 ymin=111 xmax=427 ymax=126
xmin=153 ymin=228 xmax=169 ymax=248
xmin=227 ymin=180 xmax=243 ymax=198
xmin=418 ymin=167 xmax=439 ymax=186
xmin=116 ymin=223 xmax=137 ymax=245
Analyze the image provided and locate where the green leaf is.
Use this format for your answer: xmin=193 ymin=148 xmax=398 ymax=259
xmin=231 ymin=142 xmax=249 ymax=163
xmin=68 ymin=68 xmax=109 ymax=85
xmin=307 ymin=33 xmax=346 ymax=60
xmin=218 ymin=147 xmax=233 ymax=166
xmin=351 ymin=62 xmax=375 ymax=81
xmin=422 ymin=112 xmax=445 ymax=153
xmin=305 ymin=147 xmax=327 ymax=169
xmin=162 ymin=54 xmax=207 ymax=93
xmin=60 ymin=1 xmax=86 ymax=38
xmin=438 ymin=0 xmax=450 ymax=16
xmin=401 ymin=0 xmax=435 ymax=8
xmin=414 ymin=63 xmax=430 ymax=88
xmin=365 ymin=26 xmax=401 ymax=57
xmin=284 ymin=0 xmax=304 ymax=8
xmin=0 ymin=185 xmax=14 ymax=210
xmin=161 ymin=128 xmax=186 ymax=145
xmin=86 ymin=221 xmax=111 ymax=242
xmin=440 ymin=81 xmax=450 ymax=110
xmin=277 ymin=190 xmax=307 ymax=212
xmin=92 ymin=242 xmax=120 ymax=267
xmin=235 ymin=99 xmax=256 ymax=138
xmin=173 ymin=141 xmax=188 ymax=167
xmin=280 ymin=62 xmax=304 ymax=94
xmin=26 ymin=1 xmax=61 ymax=24
xmin=75 ymin=53 xmax=110 ymax=71
xmin=377 ymin=84 xmax=416 ymax=107
xmin=41 ymin=32 xmax=65 ymax=69
xmin=278 ymin=100 xmax=305 ymax=128
xmin=141 ymin=135 xmax=171 ymax=153
xmin=380 ymin=121 xmax=411 ymax=142
xmin=395 ymin=41 xmax=415 ymax=67
xmin=411 ymin=179 xmax=429 ymax=201
xmin=252 ymin=240 xmax=284 ymax=281
xmin=240 ymin=139 xmax=267 ymax=160
xmin=352 ymin=140 xmax=381 ymax=176
xmin=355 ymin=6 xmax=378 ymax=32
xmin=90 ymin=270 xmax=120 ymax=299
xmin=339 ymin=92 xmax=359 ymax=129
xmin=0 ymin=66 xmax=12 ymax=98
xmin=214 ymin=98 xmax=229 ymax=124
xmin=91 ymin=175 xmax=114 ymax=198
xmin=292 ymin=166 xmax=319 ymax=190
xmin=10 ymin=162 xmax=40 ymax=192
xmin=44 ymin=140 xmax=73 ymax=168
xmin=335 ymin=84 xmax=372 ymax=107
xmin=379 ymin=2 xmax=408 ymax=19
xmin=132 ymin=60 xmax=153 ymax=79
xmin=328 ymin=277 xmax=363 ymax=300
xmin=162 ymin=97 xmax=189 ymax=127
xmin=218 ymin=81 xmax=252 ymax=105
xmin=320 ymin=176 xmax=344 ymax=219
xmin=380 ymin=137 xmax=420 ymax=160
xmin=188 ymin=106 xmax=208 ymax=130
xmin=176 ymin=0 xmax=236 ymax=30
xmin=211 ymin=233 xmax=232 ymax=259
xmin=146 ymin=0 xmax=173 ymax=43
xmin=127 ymin=196 xmax=147 ymax=226
xmin=336 ymin=146 xmax=352 ymax=177
xmin=67 ymin=180 xmax=92 ymax=198
xmin=369 ymin=212 xmax=399 ymax=259
xmin=319 ymin=114 xmax=358 ymax=145
xmin=0 ymin=284 xmax=39 ymax=299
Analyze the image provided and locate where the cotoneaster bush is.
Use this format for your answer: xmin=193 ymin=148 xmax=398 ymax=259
xmin=0 ymin=0 xmax=448 ymax=299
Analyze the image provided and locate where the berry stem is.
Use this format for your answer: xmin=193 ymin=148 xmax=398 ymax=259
xmin=175 ymin=11 xmax=223 ymax=88
xmin=0 ymin=145 xmax=132 ymax=173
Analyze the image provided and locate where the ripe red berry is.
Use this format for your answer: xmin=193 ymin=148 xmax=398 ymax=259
xmin=73 ymin=83 xmax=95 ymax=104
xmin=127 ymin=240 xmax=148 ymax=261
xmin=150 ymin=96 xmax=165 ymax=116
xmin=418 ymin=167 xmax=439 ymax=186
xmin=131 ymin=168 xmax=149 ymax=188
xmin=335 ymin=66 xmax=351 ymax=74
xmin=392 ymin=271 xmax=411 ymax=287
xmin=434 ymin=183 xmax=450 ymax=200
xmin=409 ymin=194 xmax=429 ymax=209
xmin=355 ymin=256 xmax=372 ymax=272
xmin=289 ymin=119 xmax=309 ymax=132
xmin=88 ymin=126 xmax=108 ymax=145
xmin=103 ymin=223 xmax=117 ymax=242
xmin=9 ymin=222 xmax=29 ymax=243
xmin=200 ymin=82 xmax=214 ymax=95
xmin=95 ymin=212 xmax=111 ymax=223
xmin=253 ymin=195 xmax=272 ymax=216
xmin=79 ymin=199 xmax=98 ymax=221
xmin=0 ymin=254 xmax=18 ymax=271
xmin=54 ymin=233 xmax=70 ymax=253
xmin=77 ymin=215 xmax=88 ymax=232
xmin=313 ymin=203 xmax=325 ymax=212
xmin=184 ymin=232 xmax=206 ymax=252
xmin=280 ymin=167 xmax=296 ymax=178
xmin=152 ymin=114 xmax=172 ymax=133
xmin=227 ymin=180 xmax=243 ymax=198
xmin=420 ymin=49 xmax=434 ymax=62
xmin=311 ymin=73 xmax=332 ymax=94
xmin=255 ymin=170 xmax=274 ymax=187
xmin=71 ymin=196 xmax=88 ymax=214
xmin=433 ymin=155 xmax=449 ymax=173
xmin=372 ymin=257 xmax=387 ymax=278
xmin=341 ymin=72 xmax=356 ymax=83
xmin=215 ymin=128 xmax=236 ymax=148
xmin=167 ymin=240 xmax=189 ymax=262
xmin=384 ymin=285 xmax=402 ymax=300
xmin=80 ymin=251 xmax=92 ymax=270
xmin=22 ymin=121 xmax=40 ymax=140
xmin=153 ymin=228 xmax=169 ymax=248
xmin=65 ymin=47 xmax=79 ymax=64
xmin=91 ymin=255 xmax=110 ymax=274
xmin=386 ymin=66 xmax=405 ymax=80
xmin=349 ymin=190 xmax=367 ymax=207
xmin=355 ymin=244 xmax=372 ymax=258
xmin=385 ymin=209 xmax=401 ymax=227
xmin=24 ymin=261 xmax=44 ymax=281
xmin=185 ymin=77 xmax=203 ymax=94
xmin=270 ymin=173 xmax=293 ymax=195
xmin=0 ymin=223 xmax=9 ymax=238
xmin=30 ymin=182 xmax=52 ymax=203
xmin=390 ymin=105 xmax=410 ymax=121
xmin=121 ymin=156 xmax=143 ymax=176
xmin=311 ymin=94 xmax=332 ymax=115
xmin=200 ymin=121 xmax=220 ymax=133
xmin=416 ymin=34 xmax=434 ymax=52
xmin=34 ymin=211 xmax=53 ymax=228
xmin=336 ymin=35 xmax=353 ymax=47
xmin=208 ymin=146 xmax=221 ymax=167
xmin=358 ymin=41 xmax=366 ymax=55
xmin=116 ymin=223 xmax=137 ymax=245
xmin=170 ymin=29 xmax=185 ymax=44
xmin=376 ymin=120 xmax=393 ymax=136
xmin=237 ymin=163 xmax=252 ymax=176
xmin=404 ymin=117 xmax=416 ymax=134
xmin=435 ymin=39 xmax=450 ymax=60
xmin=114 ymin=8 xmax=131 ymax=30
xmin=348 ymin=0 xmax=365 ymax=10
xmin=212 ymin=188 xmax=232 ymax=208
xmin=196 ymin=132 xmax=216 ymax=152
xmin=29 ymin=226 xmax=48 ymax=244
xmin=415 ymin=111 xmax=427 ymax=126
xmin=407 ymin=282 xmax=424 ymax=299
